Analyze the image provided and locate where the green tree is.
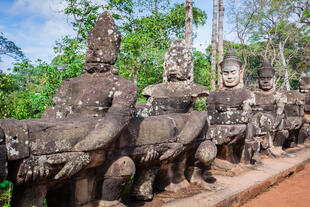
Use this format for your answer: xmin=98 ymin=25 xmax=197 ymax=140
xmin=0 ymin=33 xmax=24 ymax=62
xmin=228 ymin=0 xmax=310 ymax=90
xmin=60 ymin=0 xmax=207 ymax=100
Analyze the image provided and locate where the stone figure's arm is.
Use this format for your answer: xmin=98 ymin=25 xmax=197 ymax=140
xmin=242 ymin=92 xmax=255 ymax=113
xmin=178 ymin=111 xmax=208 ymax=145
xmin=73 ymin=83 xmax=138 ymax=152
xmin=275 ymin=92 xmax=287 ymax=115
xmin=160 ymin=111 xmax=208 ymax=160
xmin=274 ymin=92 xmax=287 ymax=129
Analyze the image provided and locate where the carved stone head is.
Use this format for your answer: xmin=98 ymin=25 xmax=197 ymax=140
xmin=163 ymin=39 xmax=193 ymax=82
xmin=299 ymin=75 xmax=310 ymax=93
xmin=220 ymin=47 xmax=243 ymax=89
xmin=83 ymin=11 xmax=121 ymax=73
xmin=258 ymin=58 xmax=275 ymax=91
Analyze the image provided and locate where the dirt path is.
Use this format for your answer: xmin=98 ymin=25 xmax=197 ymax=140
xmin=243 ymin=163 xmax=310 ymax=207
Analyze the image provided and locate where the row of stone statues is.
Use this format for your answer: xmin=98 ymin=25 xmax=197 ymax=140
xmin=1 ymin=11 xmax=309 ymax=207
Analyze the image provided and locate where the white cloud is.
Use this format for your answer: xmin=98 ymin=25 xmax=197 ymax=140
xmin=9 ymin=0 xmax=67 ymax=19
xmin=2 ymin=0 xmax=75 ymax=71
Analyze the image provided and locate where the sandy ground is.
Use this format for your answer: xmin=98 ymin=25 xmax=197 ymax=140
xmin=243 ymin=163 xmax=310 ymax=207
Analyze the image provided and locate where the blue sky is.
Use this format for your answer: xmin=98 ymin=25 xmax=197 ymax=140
xmin=0 ymin=0 xmax=235 ymax=72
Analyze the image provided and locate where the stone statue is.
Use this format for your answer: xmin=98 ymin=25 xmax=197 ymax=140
xmin=1 ymin=14 xmax=217 ymax=206
xmin=136 ymin=39 xmax=209 ymax=117
xmin=251 ymin=58 xmax=287 ymax=158
xmin=132 ymin=39 xmax=216 ymax=200
xmin=281 ymin=75 xmax=310 ymax=148
xmin=207 ymin=47 xmax=255 ymax=164
xmin=1 ymin=11 xmax=138 ymax=207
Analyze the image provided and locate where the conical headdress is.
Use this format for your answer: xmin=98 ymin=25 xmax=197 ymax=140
xmin=258 ymin=58 xmax=275 ymax=77
xmin=220 ymin=47 xmax=242 ymax=69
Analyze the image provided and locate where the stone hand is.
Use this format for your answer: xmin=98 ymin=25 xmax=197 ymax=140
xmin=140 ymin=145 xmax=159 ymax=163
xmin=17 ymin=152 xmax=91 ymax=184
xmin=17 ymin=155 xmax=51 ymax=184
xmin=50 ymin=152 xmax=91 ymax=180
xmin=159 ymin=143 xmax=183 ymax=161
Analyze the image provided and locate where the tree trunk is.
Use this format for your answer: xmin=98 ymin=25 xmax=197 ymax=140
xmin=217 ymin=0 xmax=224 ymax=89
xmin=211 ymin=0 xmax=218 ymax=91
xmin=155 ymin=0 xmax=158 ymax=15
xmin=279 ymin=41 xmax=290 ymax=90
xmin=185 ymin=0 xmax=194 ymax=82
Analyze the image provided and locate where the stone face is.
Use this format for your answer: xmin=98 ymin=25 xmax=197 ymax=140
xmin=163 ymin=39 xmax=193 ymax=82
xmin=137 ymin=39 xmax=208 ymax=118
xmin=299 ymin=76 xmax=310 ymax=92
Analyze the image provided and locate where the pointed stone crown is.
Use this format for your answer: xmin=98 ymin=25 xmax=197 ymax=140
xmin=220 ymin=47 xmax=242 ymax=68
xmin=258 ymin=58 xmax=275 ymax=77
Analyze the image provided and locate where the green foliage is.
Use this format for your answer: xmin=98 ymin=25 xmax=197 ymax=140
xmin=193 ymin=50 xmax=211 ymax=89
xmin=0 ymin=33 xmax=24 ymax=61
xmin=53 ymin=37 xmax=85 ymax=79
xmin=1 ymin=60 xmax=61 ymax=119
xmin=116 ymin=2 xmax=207 ymax=100
xmin=194 ymin=97 xmax=207 ymax=111
xmin=0 ymin=181 xmax=12 ymax=207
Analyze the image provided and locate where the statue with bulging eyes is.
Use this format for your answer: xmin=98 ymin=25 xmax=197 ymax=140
xmin=207 ymin=47 xmax=256 ymax=165
xmin=137 ymin=39 xmax=209 ymax=117
xmin=281 ymin=75 xmax=309 ymax=149
xmin=251 ymin=58 xmax=288 ymax=160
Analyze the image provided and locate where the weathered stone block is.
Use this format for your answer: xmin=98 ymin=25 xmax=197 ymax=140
xmin=207 ymin=89 xmax=252 ymax=107
xmin=118 ymin=114 xmax=188 ymax=148
xmin=208 ymin=124 xmax=247 ymax=145
xmin=285 ymin=117 xmax=304 ymax=130
xmin=208 ymin=110 xmax=248 ymax=125
xmin=285 ymin=91 xmax=305 ymax=105
xmin=285 ymin=105 xmax=303 ymax=117
xmin=0 ymin=119 xmax=29 ymax=160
